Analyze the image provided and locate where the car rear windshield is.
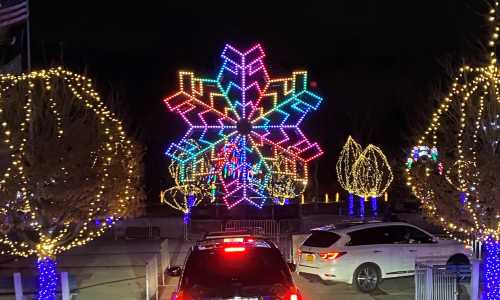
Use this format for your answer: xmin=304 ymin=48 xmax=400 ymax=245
xmin=303 ymin=231 xmax=340 ymax=247
xmin=181 ymin=247 xmax=292 ymax=291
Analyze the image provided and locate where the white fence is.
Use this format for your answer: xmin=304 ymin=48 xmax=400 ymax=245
xmin=145 ymin=238 xmax=171 ymax=300
xmin=415 ymin=264 xmax=457 ymax=300
xmin=145 ymin=256 xmax=158 ymax=300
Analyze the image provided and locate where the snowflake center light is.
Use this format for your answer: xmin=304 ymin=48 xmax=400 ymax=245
xmin=236 ymin=119 xmax=252 ymax=135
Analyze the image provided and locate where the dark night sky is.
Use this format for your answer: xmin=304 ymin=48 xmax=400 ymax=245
xmin=29 ymin=1 xmax=489 ymax=201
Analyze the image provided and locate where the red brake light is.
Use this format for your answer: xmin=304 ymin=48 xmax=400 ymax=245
xmin=172 ymin=291 xmax=190 ymax=300
xmin=246 ymin=238 xmax=255 ymax=242
xmin=319 ymin=251 xmax=346 ymax=260
xmin=224 ymin=247 xmax=246 ymax=253
xmin=290 ymin=294 xmax=299 ymax=300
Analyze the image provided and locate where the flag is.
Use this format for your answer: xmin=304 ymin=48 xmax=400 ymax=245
xmin=0 ymin=1 xmax=28 ymax=28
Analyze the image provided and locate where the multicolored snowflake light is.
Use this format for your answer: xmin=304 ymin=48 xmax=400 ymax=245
xmin=164 ymin=44 xmax=323 ymax=208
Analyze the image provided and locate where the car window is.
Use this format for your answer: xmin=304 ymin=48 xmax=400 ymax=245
xmin=181 ymin=247 xmax=292 ymax=293
xmin=347 ymin=226 xmax=393 ymax=246
xmin=303 ymin=231 xmax=341 ymax=247
xmin=382 ymin=226 xmax=435 ymax=244
xmin=405 ymin=226 xmax=435 ymax=244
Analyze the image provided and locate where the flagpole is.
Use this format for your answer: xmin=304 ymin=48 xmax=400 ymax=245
xmin=26 ymin=0 xmax=31 ymax=71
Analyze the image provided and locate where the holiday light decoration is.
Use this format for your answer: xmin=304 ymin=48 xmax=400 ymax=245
xmin=483 ymin=237 xmax=500 ymax=299
xmin=371 ymin=197 xmax=378 ymax=217
xmin=164 ymin=44 xmax=323 ymax=208
xmin=348 ymin=193 xmax=354 ymax=216
xmin=336 ymin=136 xmax=362 ymax=195
xmin=0 ymin=68 xmax=143 ymax=299
xmin=266 ymin=153 xmax=308 ymax=205
xmin=406 ymin=3 xmax=500 ymax=298
xmin=352 ymin=144 xmax=393 ymax=198
xmin=37 ymin=258 xmax=57 ymax=300
xmin=161 ymin=144 xmax=211 ymax=223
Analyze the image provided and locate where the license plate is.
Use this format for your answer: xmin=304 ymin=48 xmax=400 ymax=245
xmin=303 ymin=253 xmax=315 ymax=262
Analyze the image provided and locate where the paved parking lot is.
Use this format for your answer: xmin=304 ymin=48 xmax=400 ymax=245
xmin=162 ymin=274 xmax=414 ymax=300
xmin=294 ymin=274 xmax=413 ymax=300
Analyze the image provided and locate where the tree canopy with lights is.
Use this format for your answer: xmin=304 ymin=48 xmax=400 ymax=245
xmin=0 ymin=68 xmax=144 ymax=299
xmin=406 ymin=2 xmax=500 ymax=298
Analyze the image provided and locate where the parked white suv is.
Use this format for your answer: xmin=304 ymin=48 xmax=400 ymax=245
xmin=296 ymin=221 xmax=472 ymax=292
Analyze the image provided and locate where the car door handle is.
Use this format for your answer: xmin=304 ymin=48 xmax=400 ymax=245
xmin=373 ymin=250 xmax=382 ymax=253
xmin=409 ymin=249 xmax=417 ymax=252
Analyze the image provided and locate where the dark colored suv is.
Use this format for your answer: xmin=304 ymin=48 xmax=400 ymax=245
xmin=170 ymin=233 xmax=300 ymax=300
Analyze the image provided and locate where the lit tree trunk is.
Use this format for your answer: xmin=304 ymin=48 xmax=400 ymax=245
xmin=36 ymin=256 xmax=57 ymax=300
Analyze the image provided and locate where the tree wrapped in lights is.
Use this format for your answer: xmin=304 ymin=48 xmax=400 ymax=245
xmin=337 ymin=137 xmax=392 ymax=216
xmin=406 ymin=3 xmax=500 ymax=298
xmin=352 ymin=144 xmax=393 ymax=199
xmin=336 ymin=136 xmax=362 ymax=195
xmin=0 ymin=68 xmax=144 ymax=299
xmin=267 ymin=152 xmax=308 ymax=205
xmin=164 ymin=44 xmax=323 ymax=209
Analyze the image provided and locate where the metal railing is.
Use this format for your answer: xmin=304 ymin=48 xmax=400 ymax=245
xmin=224 ymin=219 xmax=297 ymax=262
xmin=225 ymin=219 xmax=280 ymax=240
xmin=415 ymin=263 xmax=457 ymax=300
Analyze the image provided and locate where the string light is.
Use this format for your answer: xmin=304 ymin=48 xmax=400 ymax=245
xmin=267 ymin=153 xmax=307 ymax=205
xmin=160 ymin=140 xmax=210 ymax=222
xmin=0 ymin=68 xmax=142 ymax=298
xmin=352 ymin=144 xmax=393 ymax=198
xmin=406 ymin=3 xmax=500 ymax=299
xmin=336 ymin=136 xmax=362 ymax=195
xmin=371 ymin=196 xmax=378 ymax=217
xmin=348 ymin=193 xmax=354 ymax=216
xmin=164 ymin=44 xmax=323 ymax=208
xmin=483 ymin=237 xmax=500 ymax=299
xmin=37 ymin=258 xmax=57 ymax=300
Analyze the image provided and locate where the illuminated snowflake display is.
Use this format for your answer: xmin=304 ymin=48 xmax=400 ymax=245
xmin=164 ymin=44 xmax=323 ymax=208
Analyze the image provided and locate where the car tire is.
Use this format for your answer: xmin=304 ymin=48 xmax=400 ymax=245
xmin=353 ymin=263 xmax=381 ymax=293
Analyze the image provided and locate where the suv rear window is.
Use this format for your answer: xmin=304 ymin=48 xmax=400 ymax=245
xmin=303 ymin=231 xmax=340 ymax=247
xmin=181 ymin=247 xmax=292 ymax=294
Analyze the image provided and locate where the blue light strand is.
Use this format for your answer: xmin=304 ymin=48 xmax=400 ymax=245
xmin=359 ymin=196 xmax=365 ymax=218
xmin=371 ymin=196 xmax=378 ymax=217
xmin=183 ymin=194 xmax=196 ymax=224
xmin=482 ymin=238 xmax=500 ymax=300
xmin=348 ymin=193 xmax=354 ymax=216
xmin=37 ymin=257 xmax=57 ymax=300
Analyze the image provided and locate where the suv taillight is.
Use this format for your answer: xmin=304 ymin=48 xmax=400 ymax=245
xmin=319 ymin=251 xmax=346 ymax=260
xmin=172 ymin=291 xmax=191 ymax=300
xmin=284 ymin=286 xmax=301 ymax=300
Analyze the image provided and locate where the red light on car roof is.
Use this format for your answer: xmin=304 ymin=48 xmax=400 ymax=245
xmin=224 ymin=247 xmax=246 ymax=253
xmin=223 ymin=237 xmax=244 ymax=243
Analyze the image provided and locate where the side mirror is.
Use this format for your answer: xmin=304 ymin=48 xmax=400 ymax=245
xmin=288 ymin=262 xmax=296 ymax=272
xmin=167 ymin=266 xmax=182 ymax=277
